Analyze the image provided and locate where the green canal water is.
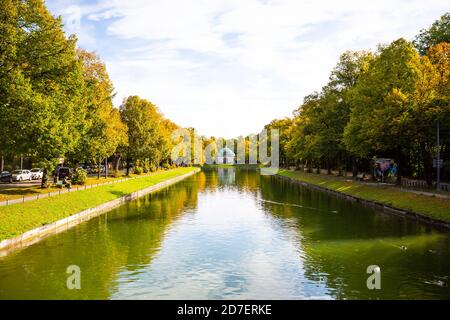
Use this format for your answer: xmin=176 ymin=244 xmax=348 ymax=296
xmin=0 ymin=168 xmax=449 ymax=299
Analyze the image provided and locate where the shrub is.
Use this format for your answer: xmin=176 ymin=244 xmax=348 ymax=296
xmin=71 ymin=168 xmax=87 ymax=185
xmin=149 ymin=164 xmax=157 ymax=173
xmin=142 ymin=159 xmax=150 ymax=173
xmin=162 ymin=163 xmax=170 ymax=170
xmin=112 ymin=170 xmax=121 ymax=178
xmin=133 ymin=166 xmax=143 ymax=175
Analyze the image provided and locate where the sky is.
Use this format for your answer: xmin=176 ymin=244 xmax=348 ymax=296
xmin=46 ymin=0 xmax=448 ymax=138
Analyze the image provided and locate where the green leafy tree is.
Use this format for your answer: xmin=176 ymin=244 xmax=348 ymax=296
xmin=343 ymin=39 xmax=446 ymax=183
xmin=264 ymin=118 xmax=294 ymax=166
xmin=286 ymin=51 xmax=373 ymax=173
xmin=414 ymin=13 xmax=450 ymax=55
xmin=0 ymin=0 xmax=88 ymax=187
xmin=120 ymin=96 xmax=168 ymax=174
xmin=75 ymin=49 xmax=128 ymax=178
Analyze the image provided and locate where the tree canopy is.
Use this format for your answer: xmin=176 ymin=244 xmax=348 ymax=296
xmin=0 ymin=0 xmax=184 ymax=184
xmin=414 ymin=13 xmax=450 ymax=55
xmin=270 ymin=13 xmax=450 ymax=184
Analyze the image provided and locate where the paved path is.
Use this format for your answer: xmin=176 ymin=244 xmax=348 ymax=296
xmin=0 ymin=181 xmax=41 ymax=189
xmin=291 ymin=170 xmax=450 ymax=200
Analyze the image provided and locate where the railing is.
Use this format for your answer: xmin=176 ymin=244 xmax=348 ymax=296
xmin=295 ymin=168 xmax=449 ymax=192
xmin=401 ymin=177 xmax=450 ymax=192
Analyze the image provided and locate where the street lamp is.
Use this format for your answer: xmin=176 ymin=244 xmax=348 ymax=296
xmin=436 ymin=120 xmax=441 ymax=191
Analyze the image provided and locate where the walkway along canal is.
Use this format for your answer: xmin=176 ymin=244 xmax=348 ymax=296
xmin=0 ymin=167 xmax=449 ymax=299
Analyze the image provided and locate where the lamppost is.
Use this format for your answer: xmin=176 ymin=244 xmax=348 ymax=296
xmin=436 ymin=120 xmax=441 ymax=191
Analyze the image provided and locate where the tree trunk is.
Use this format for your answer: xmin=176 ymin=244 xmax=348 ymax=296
xmin=105 ymin=158 xmax=108 ymax=179
xmin=421 ymin=145 xmax=433 ymax=187
xmin=113 ymin=154 xmax=121 ymax=172
xmin=396 ymin=148 xmax=404 ymax=186
xmin=126 ymin=158 xmax=131 ymax=176
xmin=307 ymin=160 xmax=312 ymax=173
xmin=98 ymin=158 xmax=101 ymax=180
xmin=352 ymin=157 xmax=358 ymax=178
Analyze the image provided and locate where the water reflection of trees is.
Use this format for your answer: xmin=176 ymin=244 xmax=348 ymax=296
xmin=201 ymin=167 xmax=260 ymax=196
xmin=0 ymin=176 xmax=200 ymax=299
xmin=1 ymin=170 xmax=449 ymax=300
xmin=258 ymin=175 xmax=450 ymax=299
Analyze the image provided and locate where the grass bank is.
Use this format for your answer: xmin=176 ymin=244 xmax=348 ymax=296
xmin=278 ymin=169 xmax=450 ymax=223
xmin=0 ymin=167 xmax=197 ymax=241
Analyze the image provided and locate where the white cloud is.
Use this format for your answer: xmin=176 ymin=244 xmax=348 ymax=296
xmin=47 ymin=0 xmax=448 ymax=137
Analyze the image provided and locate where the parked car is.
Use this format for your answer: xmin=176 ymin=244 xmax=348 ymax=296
xmin=76 ymin=165 xmax=87 ymax=172
xmin=11 ymin=170 xmax=32 ymax=181
xmin=77 ymin=164 xmax=88 ymax=170
xmin=56 ymin=167 xmax=72 ymax=180
xmin=30 ymin=168 xmax=44 ymax=180
xmin=0 ymin=171 xmax=12 ymax=183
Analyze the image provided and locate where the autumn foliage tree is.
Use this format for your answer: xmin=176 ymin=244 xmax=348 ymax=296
xmin=75 ymin=49 xmax=128 ymax=178
xmin=120 ymin=96 xmax=176 ymax=175
xmin=276 ymin=13 xmax=450 ymax=184
xmin=0 ymin=0 xmax=183 ymax=186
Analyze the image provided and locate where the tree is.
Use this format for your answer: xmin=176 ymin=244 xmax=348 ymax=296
xmin=160 ymin=118 xmax=179 ymax=165
xmin=414 ymin=13 xmax=450 ymax=55
xmin=264 ymin=118 xmax=294 ymax=166
xmin=427 ymin=43 xmax=450 ymax=182
xmin=0 ymin=0 xmax=88 ymax=187
xmin=120 ymin=96 xmax=168 ymax=174
xmin=329 ymin=50 xmax=374 ymax=91
xmin=286 ymin=51 xmax=373 ymax=173
xmin=343 ymin=39 xmax=447 ymax=184
xmin=75 ymin=49 xmax=127 ymax=178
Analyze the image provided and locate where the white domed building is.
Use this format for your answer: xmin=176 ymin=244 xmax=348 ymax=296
xmin=216 ymin=147 xmax=235 ymax=165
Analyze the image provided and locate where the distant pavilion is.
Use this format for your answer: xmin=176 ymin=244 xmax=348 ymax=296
xmin=216 ymin=148 xmax=235 ymax=165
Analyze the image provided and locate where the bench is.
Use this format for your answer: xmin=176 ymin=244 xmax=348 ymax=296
xmin=356 ymin=173 xmax=365 ymax=181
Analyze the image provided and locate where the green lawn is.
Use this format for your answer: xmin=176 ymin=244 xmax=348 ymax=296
xmin=0 ymin=167 xmax=197 ymax=241
xmin=278 ymin=169 xmax=450 ymax=223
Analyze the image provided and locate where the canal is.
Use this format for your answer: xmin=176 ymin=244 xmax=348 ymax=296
xmin=0 ymin=168 xmax=449 ymax=299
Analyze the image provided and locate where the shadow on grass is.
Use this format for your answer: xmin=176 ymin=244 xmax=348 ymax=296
xmin=109 ymin=190 xmax=128 ymax=197
xmin=0 ymin=188 xmax=41 ymax=196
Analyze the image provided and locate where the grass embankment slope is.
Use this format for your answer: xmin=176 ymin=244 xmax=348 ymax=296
xmin=0 ymin=167 xmax=197 ymax=241
xmin=278 ymin=169 xmax=450 ymax=223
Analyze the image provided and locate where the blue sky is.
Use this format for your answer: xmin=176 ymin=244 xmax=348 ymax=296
xmin=47 ymin=0 xmax=448 ymax=138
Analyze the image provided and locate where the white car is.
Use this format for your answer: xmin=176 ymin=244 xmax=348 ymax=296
xmin=11 ymin=170 xmax=32 ymax=182
xmin=30 ymin=168 xmax=44 ymax=180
